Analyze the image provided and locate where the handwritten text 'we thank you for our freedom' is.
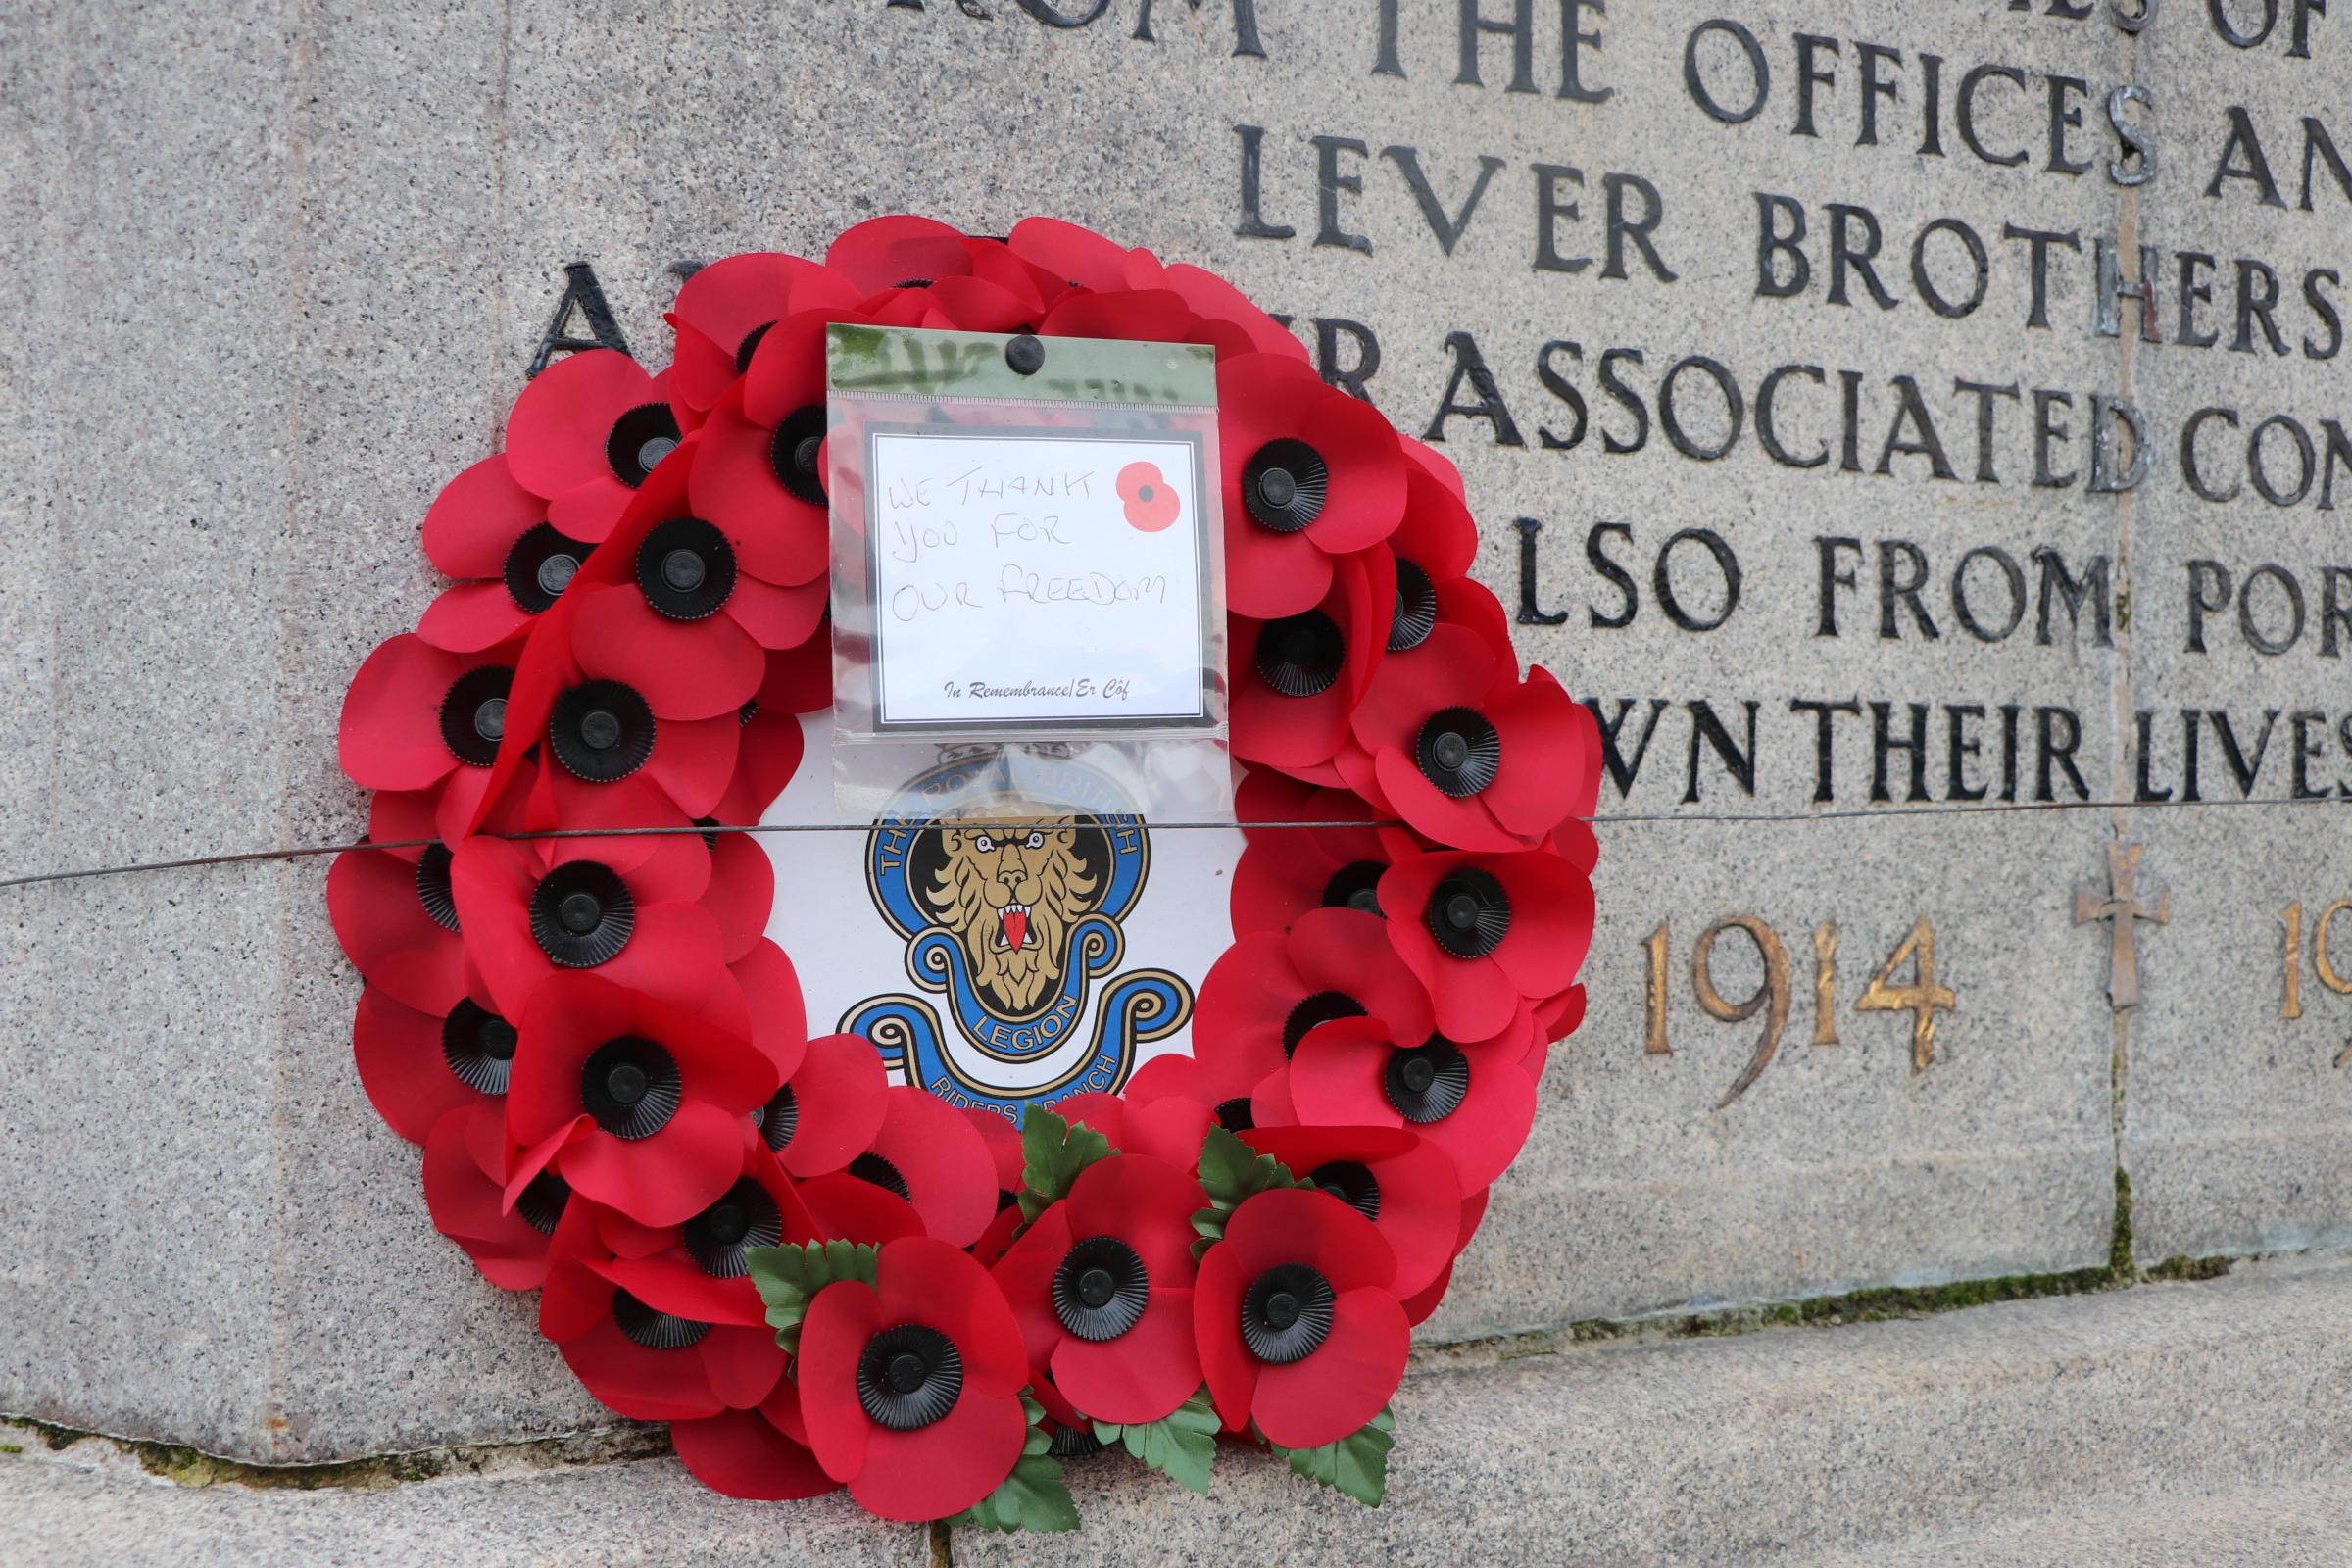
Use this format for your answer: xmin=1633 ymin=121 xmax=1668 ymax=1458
xmin=864 ymin=429 xmax=1211 ymax=727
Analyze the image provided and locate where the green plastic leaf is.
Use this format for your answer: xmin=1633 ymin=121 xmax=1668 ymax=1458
xmin=744 ymin=1240 xmax=878 ymax=1360
xmin=1092 ymin=1387 xmax=1219 ymax=1494
xmin=947 ymin=1390 xmax=1081 ymax=1534
xmin=1191 ymin=1125 xmax=1309 ymax=1256
xmin=1016 ymin=1107 xmax=1117 ymax=1225
xmin=1264 ymin=1406 xmax=1395 ymax=1507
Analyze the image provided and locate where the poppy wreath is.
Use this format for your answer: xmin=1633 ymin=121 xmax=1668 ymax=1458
xmin=332 ymin=216 xmax=1602 ymax=1530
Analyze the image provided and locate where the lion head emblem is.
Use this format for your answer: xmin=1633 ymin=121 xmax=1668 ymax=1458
xmin=921 ymin=809 xmax=1100 ymax=1016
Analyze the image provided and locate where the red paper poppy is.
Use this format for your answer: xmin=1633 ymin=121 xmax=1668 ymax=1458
xmin=1039 ymin=287 xmax=1259 ymax=362
xmin=993 ymin=1153 xmax=1205 ymax=1426
xmin=577 ymin=1147 xmax=821 ymax=1416
xmin=1217 ymin=353 xmax=1406 ymax=620
xmin=1190 ymin=906 xmax=1434 ymax=1099
xmin=1285 ymin=1015 xmax=1538 ymax=1193
xmin=504 ymin=350 xmax=685 ymax=543
xmin=1030 ymin=1089 xmax=1213 ymax=1173
xmin=826 ymin=214 xmax=987 ymax=297
xmin=353 ymin=982 xmax=514 ymax=1143
xmin=808 ymin=1085 xmax=998 ymax=1250
xmin=1194 ymin=1186 xmax=1407 ymax=1449
xmin=447 ymin=830 xmax=733 ymax=1028
xmin=798 ymin=1236 xmax=1032 ymax=1520
xmin=1348 ymin=624 xmax=1598 ymax=852
xmin=671 ymin=1398 xmax=839 ymax=1501
xmin=416 ymin=456 xmax=593 ymax=653
xmin=1231 ymin=548 xmax=1385 ymax=779
xmin=1116 ymin=461 xmax=1181 ymax=532
xmin=711 ymin=666 xmax=814 ymax=825
xmin=1242 ymin=1124 xmax=1463 ymax=1302
xmin=689 ymin=312 xmax=839 ymax=601
xmin=754 ymin=1031 xmax=892 ymax=1183
xmin=1228 ymin=771 xmax=1415 ymax=938
xmin=1380 ymin=848 xmax=1595 ymax=1043
xmin=665 ymin=251 xmax=863 ymax=416
xmin=337 ymin=634 xmax=523 ymax=845
xmin=421 ymin=1102 xmax=567 ymax=1291
xmin=729 ymin=936 xmax=807 ymax=1084
xmin=537 ymin=1198 xmax=781 ymax=1422
xmin=327 ymin=843 xmax=469 ymax=1017
xmin=506 ymin=973 xmax=777 ymax=1228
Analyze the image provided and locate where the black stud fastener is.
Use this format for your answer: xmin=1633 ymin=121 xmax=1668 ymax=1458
xmin=440 ymin=998 xmax=516 ymax=1095
xmin=1051 ymin=1236 xmax=1150 ymax=1343
xmin=857 ymin=1323 xmax=963 ymax=1431
xmin=607 ymin=403 xmax=681 ymax=489
xmin=1415 ymin=708 xmax=1502 ymax=799
xmin=1307 ymin=1160 xmax=1383 ymax=1223
xmin=848 ymin=1151 xmax=911 ymax=1201
xmin=1254 ymin=611 xmax=1345 ymax=699
xmin=514 ymin=1170 xmax=570 ymax=1235
xmin=1212 ymin=1096 xmax=1255 ymax=1133
xmin=580 ymin=1035 xmax=681 ymax=1141
xmin=1321 ymin=860 xmax=1387 ymax=917
xmin=1384 ymin=1039 xmax=1471 ymax=1124
xmin=1240 ymin=1262 xmax=1335 ymax=1365
xmin=548 ymin=680 xmax=657 ymax=783
xmin=1004 ymin=333 xmax=1046 ymax=375
xmin=415 ymin=842 xmax=461 ymax=933
xmin=636 ymin=516 xmax=738 ymax=622
xmin=1389 ymin=560 xmax=1439 ymax=652
xmin=768 ymin=406 xmax=828 ymax=507
xmin=503 ymin=522 xmax=594 ymax=614
xmin=683 ymin=1178 xmax=784 ymax=1279
xmin=612 ymin=1287 xmax=710 ymax=1350
xmin=755 ymin=1083 xmax=799 ymax=1153
xmin=527 ymin=860 xmax=635 ymax=967
xmin=1424 ymin=867 xmax=1511 ymax=958
xmin=438 ymin=664 xmax=514 ymax=768
xmin=1242 ymin=439 xmax=1329 ymax=533
xmin=1281 ymin=990 xmax=1367 ymax=1056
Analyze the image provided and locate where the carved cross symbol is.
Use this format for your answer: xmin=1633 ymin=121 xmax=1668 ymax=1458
xmin=2076 ymin=843 xmax=2170 ymax=1010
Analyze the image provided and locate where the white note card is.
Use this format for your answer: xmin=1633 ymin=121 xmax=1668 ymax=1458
xmin=864 ymin=427 xmax=1212 ymax=730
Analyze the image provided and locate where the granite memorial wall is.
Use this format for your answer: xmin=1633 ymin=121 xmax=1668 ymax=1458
xmin=4 ymin=0 xmax=2349 ymax=1467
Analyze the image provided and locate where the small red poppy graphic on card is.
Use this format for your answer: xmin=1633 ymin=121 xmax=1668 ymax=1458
xmin=1116 ymin=461 xmax=1181 ymax=532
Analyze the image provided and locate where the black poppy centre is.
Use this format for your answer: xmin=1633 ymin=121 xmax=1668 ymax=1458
xmin=528 ymin=860 xmax=636 ymax=967
xmin=683 ymin=1178 xmax=784 ymax=1277
xmin=1384 ymin=1038 xmax=1471 ymax=1124
xmin=768 ymin=405 xmax=829 ymax=507
xmin=440 ymin=997 xmax=516 ymax=1094
xmin=1240 ymin=1261 xmax=1336 ymax=1364
xmin=857 ymin=1322 xmax=963 ymax=1431
xmin=1255 ymin=610 xmax=1345 ymax=698
xmin=1243 ymin=438 xmax=1329 ymax=533
xmin=1051 ymin=1235 xmax=1150 ymax=1342
xmin=636 ymin=516 xmax=738 ymax=622
xmin=607 ymin=403 xmax=681 ymax=488
xmin=1425 ymin=867 xmax=1511 ymax=958
xmin=549 ymin=680 xmax=657 ymax=783
xmin=1283 ymin=990 xmax=1368 ymax=1055
xmin=1415 ymin=707 xmax=1502 ymax=798
xmin=1321 ymin=860 xmax=1388 ymax=917
xmin=580 ymin=1034 xmax=682 ymax=1141
xmin=437 ymin=664 xmax=514 ymax=768
xmin=503 ymin=522 xmax=593 ymax=614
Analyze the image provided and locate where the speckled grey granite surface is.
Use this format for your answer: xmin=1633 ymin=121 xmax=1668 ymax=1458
xmin=8 ymin=1259 xmax=2349 ymax=1568
xmin=4 ymin=0 xmax=2348 ymax=1471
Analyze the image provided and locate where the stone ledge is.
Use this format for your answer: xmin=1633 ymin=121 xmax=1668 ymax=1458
xmin=9 ymin=1256 xmax=2350 ymax=1567
xmin=960 ymin=1255 xmax=2352 ymax=1567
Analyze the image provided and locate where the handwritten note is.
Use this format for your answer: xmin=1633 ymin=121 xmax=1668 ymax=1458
xmin=863 ymin=427 xmax=1211 ymax=729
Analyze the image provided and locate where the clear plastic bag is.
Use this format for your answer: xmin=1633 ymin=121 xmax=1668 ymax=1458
xmin=824 ymin=324 xmax=1231 ymax=823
